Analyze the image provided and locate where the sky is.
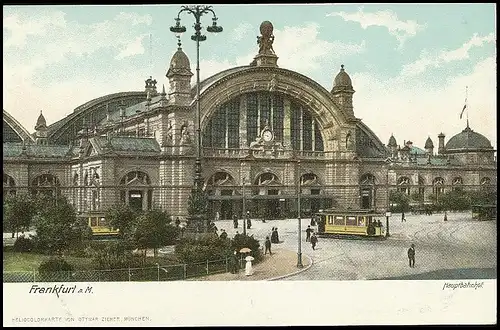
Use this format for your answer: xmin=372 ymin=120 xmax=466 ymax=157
xmin=3 ymin=4 xmax=497 ymax=150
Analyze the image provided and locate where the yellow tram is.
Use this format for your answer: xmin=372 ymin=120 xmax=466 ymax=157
xmin=80 ymin=212 xmax=120 ymax=238
xmin=315 ymin=209 xmax=386 ymax=239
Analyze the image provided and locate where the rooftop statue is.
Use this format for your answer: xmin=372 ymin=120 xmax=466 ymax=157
xmin=257 ymin=21 xmax=275 ymax=55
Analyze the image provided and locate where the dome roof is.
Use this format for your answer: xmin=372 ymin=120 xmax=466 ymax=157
xmin=35 ymin=111 xmax=47 ymax=130
xmin=387 ymin=134 xmax=397 ymax=147
xmin=424 ymin=136 xmax=434 ymax=149
xmin=445 ymin=125 xmax=493 ymax=151
xmin=333 ymin=64 xmax=352 ymax=88
xmin=166 ymin=46 xmax=192 ymax=77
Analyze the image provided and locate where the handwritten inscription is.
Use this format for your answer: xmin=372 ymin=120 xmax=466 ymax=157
xmin=442 ymin=281 xmax=485 ymax=290
xmin=29 ymin=284 xmax=93 ymax=297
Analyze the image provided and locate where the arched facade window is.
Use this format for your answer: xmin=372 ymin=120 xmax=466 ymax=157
xmin=433 ymin=177 xmax=445 ymax=199
xmin=397 ymin=176 xmax=411 ymax=195
xmin=31 ymin=174 xmax=60 ymax=198
xmin=452 ymin=177 xmax=463 ymax=191
xmin=205 ymin=171 xmax=236 ymax=196
xmin=359 ymin=173 xmax=376 ymax=209
xmin=202 ymin=92 xmax=324 ymax=152
xmin=3 ymin=174 xmax=16 ymax=197
xmin=119 ymin=171 xmax=152 ymax=211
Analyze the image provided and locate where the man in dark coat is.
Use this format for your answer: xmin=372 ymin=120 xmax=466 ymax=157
xmin=229 ymin=251 xmax=239 ymax=274
xmin=219 ymin=229 xmax=228 ymax=239
xmin=264 ymin=236 xmax=272 ymax=255
xmin=310 ymin=233 xmax=318 ymax=250
xmin=175 ymin=217 xmax=181 ymax=227
xmin=233 ymin=215 xmax=238 ymax=228
xmin=407 ymin=244 xmax=416 ymax=268
xmin=305 ymin=225 xmax=313 ymax=242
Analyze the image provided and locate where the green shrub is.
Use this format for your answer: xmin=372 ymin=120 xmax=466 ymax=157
xmin=231 ymin=234 xmax=262 ymax=262
xmin=175 ymin=235 xmax=232 ymax=264
xmin=13 ymin=236 xmax=34 ymax=252
xmin=38 ymin=257 xmax=74 ymax=273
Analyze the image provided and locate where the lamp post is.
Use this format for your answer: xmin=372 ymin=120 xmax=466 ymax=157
xmin=297 ymin=159 xmax=303 ymax=268
xmin=170 ymin=5 xmax=223 ymax=192
xmin=242 ymin=176 xmax=247 ymax=236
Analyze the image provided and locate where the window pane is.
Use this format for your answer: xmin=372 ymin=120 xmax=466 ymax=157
xmin=246 ymin=93 xmax=258 ymax=145
xmin=314 ymin=123 xmax=324 ymax=151
xmin=291 ymin=102 xmax=301 ymax=150
xmin=302 ymin=111 xmax=313 ymax=151
xmin=259 ymin=93 xmax=271 ymax=131
xmin=227 ymin=99 xmax=240 ymax=148
xmin=272 ymin=94 xmax=284 ymax=141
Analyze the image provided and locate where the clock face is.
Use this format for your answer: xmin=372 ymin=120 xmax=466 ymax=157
xmin=262 ymin=129 xmax=273 ymax=142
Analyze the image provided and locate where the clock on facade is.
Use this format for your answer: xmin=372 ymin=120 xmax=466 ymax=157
xmin=262 ymin=129 xmax=274 ymax=142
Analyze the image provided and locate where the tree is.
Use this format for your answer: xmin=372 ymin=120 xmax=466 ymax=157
xmin=389 ymin=190 xmax=410 ymax=213
xmin=105 ymin=204 xmax=137 ymax=239
xmin=3 ymin=193 xmax=37 ymax=238
xmin=132 ymin=209 xmax=179 ymax=258
xmin=33 ymin=196 xmax=91 ymax=255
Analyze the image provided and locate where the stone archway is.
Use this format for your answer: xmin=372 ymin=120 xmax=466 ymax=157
xmin=198 ymin=67 xmax=354 ymax=153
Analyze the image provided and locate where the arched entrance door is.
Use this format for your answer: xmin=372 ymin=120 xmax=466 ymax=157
xmin=359 ymin=173 xmax=376 ymax=209
xmin=205 ymin=171 xmax=236 ymax=220
xmin=120 ymin=171 xmax=152 ymax=212
xmin=254 ymin=172 xmax=281 ymax=219
xmin=300 ymin=173 xmax=322 ymax=216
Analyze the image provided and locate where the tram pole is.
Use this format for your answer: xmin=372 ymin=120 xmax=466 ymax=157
xmin=297 ymin=159 xmax=303 ymax=268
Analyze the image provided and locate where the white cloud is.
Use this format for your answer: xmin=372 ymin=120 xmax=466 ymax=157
xmin=231 ymin=22 xmax=253 ymax=41
xmin=3 ymin=10 xmax=153 ymax=74
xmin=3 ymin=11 xmax=67 ymax=48
xmin=401 ymin=33 xmax=496 ymax=77
xmin=116 ymin=34 xmax=148 ymax=60
xmin=199 ymin=22 xmax=365 ymax=81
xmin=352 ymin=56 xmax=497 ymax=150
xmin=327 ymin=7 xmax=425 ymax=48
xmin=3 ymin=10 xmax=154 ymax=129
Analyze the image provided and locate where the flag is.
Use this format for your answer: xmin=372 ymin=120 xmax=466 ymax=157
xmin=460 ymin=103 xmax=467 ymax=119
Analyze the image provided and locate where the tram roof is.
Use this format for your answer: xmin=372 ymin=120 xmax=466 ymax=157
xmin=316 ymin=208 xmax=382 ymax=215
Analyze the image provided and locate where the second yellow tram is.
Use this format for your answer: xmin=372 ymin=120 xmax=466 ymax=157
xmin=315 ymin=209 xmax=386 ymax=239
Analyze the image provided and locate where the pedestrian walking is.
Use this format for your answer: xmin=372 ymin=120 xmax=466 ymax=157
xmin=264 ymin=236 xmax=272 ymax=255
xmin=310 ymin=232 xmax=318 ymax=250
xmin=220 ymin=229 xmax=228 ymax=240
xmin=215 ymin=211 xmax=220 ymax=222
xmin=401 ymin=212 xmax=405 ymax=222
xmin=407 ymin=244 xmax=416 ymax=268
xmin=230 ymin=250 xmax=239 ymax=274
xmin=306 ymin=225 xmax=313 ymax=242
xmin=233 ymin=215 xmax=238 ymax=229
xmin=175 ymin=217 xmax=181 ymax=227
xmin=247 ymin=218 xmax=252 ymax=229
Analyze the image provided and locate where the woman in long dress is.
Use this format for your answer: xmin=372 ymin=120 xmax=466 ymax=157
xmin=245 ymin=255 xmax=255 ymax=276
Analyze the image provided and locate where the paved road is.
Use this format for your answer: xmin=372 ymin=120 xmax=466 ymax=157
xmin=214 ymin=212 xmax=497 ymax=281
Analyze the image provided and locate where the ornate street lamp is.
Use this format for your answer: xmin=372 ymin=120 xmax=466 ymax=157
xmin=170 ymin=5 xmax=223 ymax=192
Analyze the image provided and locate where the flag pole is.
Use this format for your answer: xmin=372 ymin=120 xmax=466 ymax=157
xmin=466 ymin=85 xmax=469 ymax=127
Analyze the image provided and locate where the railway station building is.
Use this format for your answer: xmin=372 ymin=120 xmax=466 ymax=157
xmin=3 ymin=21 xmax=497 ymax=221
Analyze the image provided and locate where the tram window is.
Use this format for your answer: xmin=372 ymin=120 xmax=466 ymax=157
xmin=99 ymin=217 xmax=107 ymax=226
xmin=334 ymin=216 xmax=344 ymax=225
xmin=90 ymin=217 xmax=98 ymax=227
xmin=328 ymin=215 xmax=333 ymax=225
xmin=357 ymin=216 xmax=365 ymax=226
xmin=346 ymin=216 xmax=357 ymax=226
